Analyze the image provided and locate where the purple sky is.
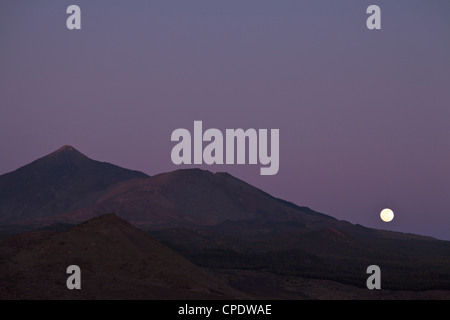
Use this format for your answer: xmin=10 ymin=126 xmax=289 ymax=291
xmin=1 ymin=1 xmax=450 ymax=240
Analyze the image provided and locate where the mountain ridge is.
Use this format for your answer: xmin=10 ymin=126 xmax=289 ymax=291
xmin=0 ymin=146 xmax=439 ymax=242
xmin=11 ymin=166 xmax=340 ymax=231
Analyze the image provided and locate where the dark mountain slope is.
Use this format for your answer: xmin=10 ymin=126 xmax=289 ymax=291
xmin=0 ymin=146 xmax=148 ymax=224
xmin=41 ymin=168 xmax=338 ymax=230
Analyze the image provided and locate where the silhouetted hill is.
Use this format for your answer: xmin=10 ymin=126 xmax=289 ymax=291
xmin=0 ymin=146 xmax=148 ymax=224
xmin=0 ymin=214 xmax=246 ymax=299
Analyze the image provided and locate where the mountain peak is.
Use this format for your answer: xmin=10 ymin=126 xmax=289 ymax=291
xmin=0 ymin=146 xmax=149 ymax=224
xmin=56 ymin=145 xmax=76 ymax=152
xmin=48 ymin=145 xmax=88 ymax=160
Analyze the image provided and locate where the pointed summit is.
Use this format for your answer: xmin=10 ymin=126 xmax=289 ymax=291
xmin=40 ymin=145 xmax=90 ymax=168
xmin=57 ymin=145 xmax=76 ymax=151
xmin=54 ymin=145 xmax=80 ymax=155
xmin=0 ymin=146 xmax=148 ymax=224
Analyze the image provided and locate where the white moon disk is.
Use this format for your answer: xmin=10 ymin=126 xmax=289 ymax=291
xmin=380 ymin=208 xmax=394 ymax=222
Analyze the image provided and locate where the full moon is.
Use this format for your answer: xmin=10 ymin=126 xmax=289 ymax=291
xmin=380 ymin=208 xmax=394 ymax=222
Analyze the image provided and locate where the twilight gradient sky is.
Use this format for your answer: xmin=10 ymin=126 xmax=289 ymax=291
xmin=1 ymin=1 xmax=450 ymax=239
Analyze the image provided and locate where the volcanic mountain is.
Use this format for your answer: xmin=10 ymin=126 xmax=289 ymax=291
xmin=2 ymin=146 xmax=450 ymax=297
xmin=0 ymin=146 xmax=148 ymax=224
xmin=0 ymin=213 xmax=246 ymax=299
xmin=0 ymin=146 xmax=338 ymax=231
